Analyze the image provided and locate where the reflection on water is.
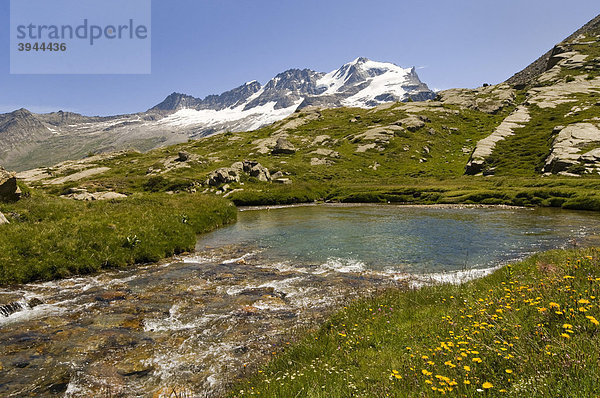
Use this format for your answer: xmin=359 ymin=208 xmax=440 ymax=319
xmin=1 ymin=204 xmax=599 ymax=397
xmin=198 ymin=204 xmax=600 ymax=273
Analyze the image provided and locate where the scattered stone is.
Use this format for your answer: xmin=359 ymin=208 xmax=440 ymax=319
xmin=312 ymin=135 xmax=331 ymax=145
xmin=273 ymin=178 xmax=292 ymax=184
xmin=0 ymin=212 xmax=9 ymax=225
xmin=177 ymin=151 xmax=190 ymax=162
xmin=396 ymin=115 xmax=427 ymax=131
xmin=271 ymin=138 xmax=296 ymax=155
xmin=310 ymin=148 xmax=340 ymax=158
xmin=310 ymin=158 xmax=333 ymax=166
xmin=0 ymin=166 xmax=21 ymax=202
xmin=271 ymin=171 xmax=284 ymax=179
xmin=356 ymin=143 xmax=382 ymax=153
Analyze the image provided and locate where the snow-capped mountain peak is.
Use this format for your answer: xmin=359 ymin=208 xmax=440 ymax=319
xmin=151 ymin=57 xmax=435 ymax=134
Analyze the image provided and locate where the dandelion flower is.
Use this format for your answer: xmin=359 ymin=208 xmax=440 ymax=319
xmin=463 ymin=365 xmax=471 ymax=372
xmin=482 ymin=382 xmax=493 ymax=389
xmin=505 ymin=369 xmax=513 ymax=374
xmin=586 ymin=316 xmax=599 ymax=326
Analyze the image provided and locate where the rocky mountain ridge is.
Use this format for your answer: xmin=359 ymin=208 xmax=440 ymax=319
xmin=0 ymin=58 xmax=434 ymax=171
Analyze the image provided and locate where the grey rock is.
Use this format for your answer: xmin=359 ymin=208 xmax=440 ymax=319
xmin=249 ymin=164 xmax=271 ymax=182
xmin=0 ymin=211 xmax=9 ymax=225
xmin=205 ymin=167 xmax=241 ymax=186
xmin=397 ymin=115 xmax=427 ymax=131
xmin=272 ymin=138 xmax=296 ymax=155
xmin=273 ymin=178 xmax=292 ymax=184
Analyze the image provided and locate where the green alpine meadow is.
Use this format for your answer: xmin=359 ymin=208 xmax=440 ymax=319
xmin=1 ymin=7 xmax=600 ymax=398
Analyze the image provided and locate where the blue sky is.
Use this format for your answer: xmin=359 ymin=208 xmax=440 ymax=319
xmin=1 ymin=0 xmax=599 ymax=116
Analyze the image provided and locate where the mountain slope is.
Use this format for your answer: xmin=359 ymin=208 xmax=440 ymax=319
xmin=463 ymin=15 xmax=600 ymax=176
xmin=0 ymin=58 xmax=434 ymax=171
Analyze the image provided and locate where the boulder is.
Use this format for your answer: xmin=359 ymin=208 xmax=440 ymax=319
xmin=273 ymin=178 xmax=292 ymax=184
xmin=396 ymin=115 xmax=427 ymax=131
xmin=0 ymin=167 xmax=21 ymax=202
xmin=0 ymin=212 xmax=9 ymax=225
xmin=271 ymin=138 xmax=296 ymax=154
xmin=249 ymin=164 xmax=271 ymax=182
xmin=177 ymin=151 xmax=190 ymax=162
xmin=205 ymin=167 xmax=241 ymax=186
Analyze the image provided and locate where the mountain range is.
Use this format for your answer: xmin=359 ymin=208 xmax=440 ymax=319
xmin=0 ymin=58 xmax=435 ymax=171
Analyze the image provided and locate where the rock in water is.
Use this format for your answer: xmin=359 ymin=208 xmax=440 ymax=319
xmin=0 ymin=166 xmax=21 ymax=202
xmin=0 ymin=211 xmax=8 ymax=225
xmin=271 ymin=138 xmax=296 ymax=154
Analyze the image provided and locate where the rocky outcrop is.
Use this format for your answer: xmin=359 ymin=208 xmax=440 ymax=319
xmin=438 ymin=84 xmax=515 ymax=114
xmin=544 ymin=123 xmax=600 ymax=173
xmin=271 ymin=138 xmax=296 ymax=155
xmin=61 ymin=188 xmax=127 ymax=201
xmin=397 ymin=115 xmax=428 ymax=131
xmin=206 ymin=160 xmax=273 ymax=186
xmin=0 ymin=166 xmax=21 ymax=202
xmin=506 ymin=14 xmax=600 ymax=87
xmin=205 ymin=167 xmax=241 ymax=186
xmin=465 ymin=106 xmax=531 ymax=175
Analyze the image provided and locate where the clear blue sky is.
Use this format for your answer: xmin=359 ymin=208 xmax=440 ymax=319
xmin=1 ymin=0 xmax=599 ymax=116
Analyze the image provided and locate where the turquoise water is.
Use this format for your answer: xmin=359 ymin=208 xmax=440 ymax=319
xmin=197 ymin=204 xmax=600 ymax=274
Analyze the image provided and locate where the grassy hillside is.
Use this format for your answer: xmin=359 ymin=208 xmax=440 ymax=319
xmin=19 ymin=96 xmax=600 ymax=211
xmin=231 ymin=248 xmax=600 ymax=397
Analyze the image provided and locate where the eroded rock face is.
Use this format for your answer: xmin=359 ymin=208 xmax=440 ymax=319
xmin=465 ymin=106 xmax=531 ymax=175
xmin=544 ymin=122 xmax=600 ymax=173
xmin=0 ymin=166 xmax=21 ymax=202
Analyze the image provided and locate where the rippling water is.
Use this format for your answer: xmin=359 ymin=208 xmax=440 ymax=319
xmin=1 ymin=204 xmax=599 ymax=397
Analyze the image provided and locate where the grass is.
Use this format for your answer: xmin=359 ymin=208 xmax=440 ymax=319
xmin=0 ymin=192 xmax=236 ymax=285
xmin=231 ymin=248 xmax=600 ymax=397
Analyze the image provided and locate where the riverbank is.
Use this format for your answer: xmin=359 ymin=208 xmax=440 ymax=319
xmin=0 ymin=193 xmax=236 ymax=286
xmin=232 ymin=247 xmax=600 ymax=397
